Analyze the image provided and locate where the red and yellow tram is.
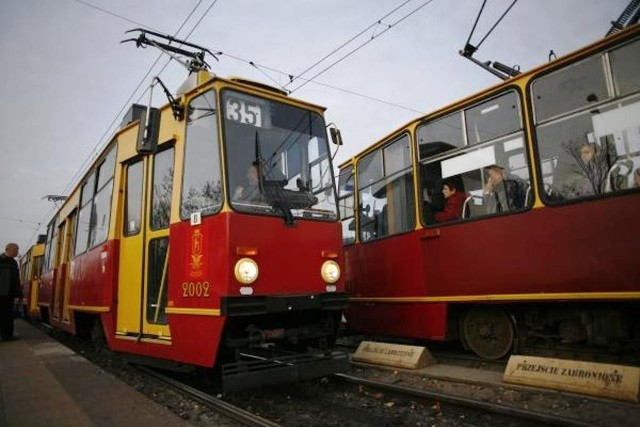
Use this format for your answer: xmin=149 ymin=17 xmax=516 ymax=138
xmin=18 ymin=238 xmax=45 ymax=319
xmin=339 ymin=25 xmax=640 ymax=359
xmin=36 ymin=59 xmax=347 ymax=389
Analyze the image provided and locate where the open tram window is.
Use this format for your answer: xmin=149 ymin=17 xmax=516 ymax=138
xmin=356 ymin=134 xmax=414 ymax=242
xmin=533 ymin=37 xmax=640 ymax=203
xmin=223 ymin=90 xmax=338 ymax=222
xmin=418 ymin=91 xmax=530 ymax=225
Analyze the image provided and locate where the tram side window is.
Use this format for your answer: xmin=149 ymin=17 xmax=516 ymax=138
xmin=533 ymin=38 xmax=640 ymax=202
xmin=44 ymin=220 xmax=58 ymax=271
xmin=357 ymin=134 xmax=415 ymax=242
xmin=42 ymin=222 xmax=54 ymax=271
xmin=419 ymin=91 xmax=530 ymax=225
xmin=338 ymin=166 xmax=355 ymax=245
xmin=416 ymin=111 xmax=463 ymax=159
xmin=146 ymin=237 xmax=168 ymax=325
xmin=75 ymin=174 xmax=95 ymax=255
xmin=181 ymin=90 xmax=222 ymax=219
xmin=465 ymin=92 xmax=520 ymax=145
xmin=75 ymin=145 xmax=116 ymax=253
xmin=33 ymin=255 xmax=43 ymax=280
xmin=151 ymin=147 xmax=175 ymax=230
xmin=124 ymin=161 xmax=143 ymax=236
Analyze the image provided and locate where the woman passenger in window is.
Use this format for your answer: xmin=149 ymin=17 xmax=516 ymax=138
xmin=434 ymin=178 xmax=467 ymax=223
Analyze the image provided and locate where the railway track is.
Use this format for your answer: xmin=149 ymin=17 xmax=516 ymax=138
xmin=334 ymin=372 xmax=591 ymax=427
xmin=39 ymin=325 xmax=640 ymax=426
xmin=136 ymin=366 xmax=279 ymax=427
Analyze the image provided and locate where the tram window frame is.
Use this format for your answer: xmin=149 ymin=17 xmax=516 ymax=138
xmin=150 ymin=145 xmax=175 ymax=231
xmin=124 ymin=160 xmax=144 ymax=237
xmin=532 ymin=36 xmax=640 ymax=205
xmin=146 ymin=237 xmax=169 ymax=325
xmin=338 ymin=166 xmax=355 ymax=245
xmin=180 ymin=89 xmax=223 ymax=220
xmin=356 ymin=133 xmax=415 ymax=243
xmin=610 ymin=38 xmax=640 ymax=96
xmin=416 ymin=111 xmax=464 ymax=159
xmin=43 ymin=219 xmax=58 ymax=271
xmin=417 ymin=89 xmax=531 ymax=226
xmin=74 ymin=144 xmax=117 ymax=255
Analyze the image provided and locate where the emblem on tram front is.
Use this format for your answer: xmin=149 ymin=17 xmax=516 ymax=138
xmin=189 ymin=229 xmax=204 ymax=278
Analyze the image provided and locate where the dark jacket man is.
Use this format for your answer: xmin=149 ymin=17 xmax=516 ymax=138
xmin=0 ymin=242 xmax=21 ymax=340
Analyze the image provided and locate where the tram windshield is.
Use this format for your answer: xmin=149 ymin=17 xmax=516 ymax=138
xmin=222 ymin=90 xmax=338 ymax=222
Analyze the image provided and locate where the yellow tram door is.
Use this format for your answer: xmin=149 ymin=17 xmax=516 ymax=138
xmin=116 ymin=146 xmax=174 ymax=341
xmin=52 ymin=214 xmax=75 ymax=323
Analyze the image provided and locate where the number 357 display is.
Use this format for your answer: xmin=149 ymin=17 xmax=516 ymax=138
xmin=225 ymin=96 xmax=267 ymax=128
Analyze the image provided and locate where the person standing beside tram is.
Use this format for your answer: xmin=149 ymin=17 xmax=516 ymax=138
xmin=0 ymin=242 xmax=21 ymax=341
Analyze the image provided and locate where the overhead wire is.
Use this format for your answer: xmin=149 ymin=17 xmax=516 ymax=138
xmin=60 ymin=0 xmax=207 ymax=198
xmin=27 ymin=0 xmax=214 ymax=247
xmin=284 ymin=0 xmax=414 ymax=88
xmin=221 ymin=53 xmax=424 ymax=114
xmin=289 ymin=0 xmax=437 ymax=94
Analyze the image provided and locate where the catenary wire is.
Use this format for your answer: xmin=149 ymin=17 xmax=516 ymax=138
xmin=26 ymin=0 xmax=213 ymax=247
xmin=289 ymin=0 xmax=437 ymax=94
xmin=284 ymin=0 xmax=414 ymax=88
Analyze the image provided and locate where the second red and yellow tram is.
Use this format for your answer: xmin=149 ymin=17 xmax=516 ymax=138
xmin=339 ymin=24 xmax=640 ymax=360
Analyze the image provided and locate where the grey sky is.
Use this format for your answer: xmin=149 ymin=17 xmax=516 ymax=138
xmin=0 ymin=0 xmax=628 ymax=253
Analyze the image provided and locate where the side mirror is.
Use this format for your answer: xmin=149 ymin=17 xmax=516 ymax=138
xmin=329 ymin=126 xmax=343 ymax=146
xmin=136 ymin=106 xmax=161 ymax=154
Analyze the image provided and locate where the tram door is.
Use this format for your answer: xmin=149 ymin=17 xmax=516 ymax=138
xmin=52 ymin=213 xmax=75 ymax=323
xmin=116 ymin=146 xmax=175 ymax=340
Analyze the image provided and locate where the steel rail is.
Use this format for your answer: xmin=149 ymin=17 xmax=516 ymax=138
xmin=334 ymin=373 xmax=592 ymax=427
xmin=136 ymin=366 xmax=280 ymax=427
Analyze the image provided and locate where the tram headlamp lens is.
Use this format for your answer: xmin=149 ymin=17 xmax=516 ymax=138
xmin=234 ymin=258 xmax=259 ymax=285
xmin=321 ymin=260 xmax=340 ymax=284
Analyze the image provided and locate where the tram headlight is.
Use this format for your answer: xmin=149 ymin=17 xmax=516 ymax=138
xmin=234 ymin=258 xmax=259 ymax=285
xmin=321 ymin=260 xmax=340 ymax=284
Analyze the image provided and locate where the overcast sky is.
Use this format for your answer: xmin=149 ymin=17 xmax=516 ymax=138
xmin=0 ymin=0 xmax=628 ymax=253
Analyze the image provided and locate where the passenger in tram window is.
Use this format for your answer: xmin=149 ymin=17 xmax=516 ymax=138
xmin=434 ymin=178 xmax=467 ymax=223
xmin=482 ymin=165 xmax=526 ymax=213
xmin=634 ymin=168 xmax=640 ymax=188
xmin=559 ymin=142 xmax=617 ymax=198
xmin=233 ymin=163 xmax=261 ymax=202
xmin=574 ymin=142 xmax=597 ymax=196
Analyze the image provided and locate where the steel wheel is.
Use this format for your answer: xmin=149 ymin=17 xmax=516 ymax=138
xmin=462 ymin=306 xmax=514 ymax=360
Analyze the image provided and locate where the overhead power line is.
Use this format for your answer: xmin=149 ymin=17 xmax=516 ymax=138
xmin=285 ymin=0 xmax=414 ymax=88
xmin=289 ymin=0 xmax=437 ymax=94
xmin=28 ymin=0 xmax=216 ymax=249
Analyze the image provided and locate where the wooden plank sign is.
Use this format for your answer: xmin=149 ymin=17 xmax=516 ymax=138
xmin=504 ymin=355 xmax=640 ymax=402
xmin=352 ymin=341 xmax=435 ymax=369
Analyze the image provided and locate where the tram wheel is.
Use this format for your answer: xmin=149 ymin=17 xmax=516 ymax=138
xmin=461 ymin=306 xmax=514 ymax=360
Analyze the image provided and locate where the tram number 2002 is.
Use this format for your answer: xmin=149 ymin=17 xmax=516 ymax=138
xmin=181 ymin=281 xmax=211 ymax=298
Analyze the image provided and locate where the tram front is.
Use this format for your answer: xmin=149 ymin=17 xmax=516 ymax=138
xmin=177 ymin=80 xmax=348 ymax=391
